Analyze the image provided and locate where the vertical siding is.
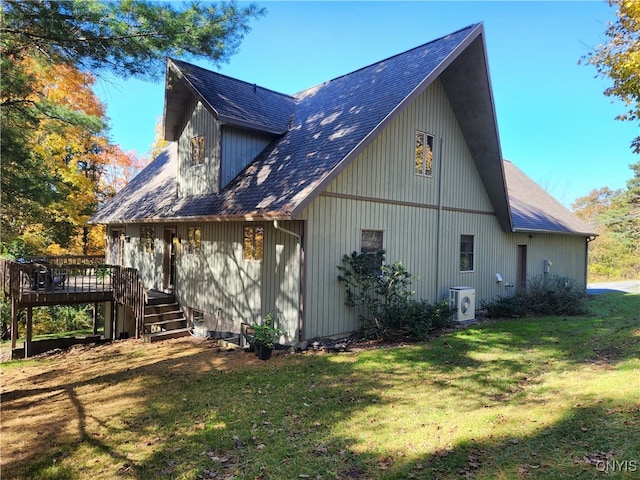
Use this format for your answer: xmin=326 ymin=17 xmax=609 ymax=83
xmin=220 ymin=126 xmax=273 ymax=188
xmin=325 ymin=79 xmax=493 ymax=212
xmin=300 ymin=78 xmax=588 ymax=339
xmin=175 ymin=221 xmax=302 ymax=343
xmin=109 ymin=224 xmax=165 ymax=291
xmin=177 ymin=99 xmax=220 ymax=196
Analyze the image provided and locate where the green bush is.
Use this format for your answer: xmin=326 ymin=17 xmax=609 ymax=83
xmin=338 ymin=251 xmax=452 ymax=339
xmin=482 ymin=274 xmax=589 ymax=318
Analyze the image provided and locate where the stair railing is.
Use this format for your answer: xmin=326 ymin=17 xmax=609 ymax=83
xmin=112 ymin=266 xmax=148 ymax=339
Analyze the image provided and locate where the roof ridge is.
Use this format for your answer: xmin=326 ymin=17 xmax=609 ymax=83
xmin=168 ymin=58 xmax=296 ymax=101
xmin=294 ymin=23 xmax=482 ymax=97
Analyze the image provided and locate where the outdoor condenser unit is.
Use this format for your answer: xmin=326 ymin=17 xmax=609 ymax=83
xmin=450 ymin=287 xmax=476 ymax=323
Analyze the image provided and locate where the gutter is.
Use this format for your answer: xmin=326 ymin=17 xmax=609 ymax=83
xmin=273 ymin=220 xmax=304 ymax=345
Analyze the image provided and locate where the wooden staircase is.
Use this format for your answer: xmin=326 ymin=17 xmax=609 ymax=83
xmin=143 ymin=292 xmax=189 ymax=343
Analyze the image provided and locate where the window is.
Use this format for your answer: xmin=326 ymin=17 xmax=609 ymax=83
xmin=186 ymin=226 xmax=202 ymax=254
xmin=192 ymin=309 xmax=204 ymax=324
xmin=460 ymin=235 xmax=475 ymax=272
xmin=361 ymin=230 xmax=383 ymax=254
xmin=190 ymin=135 xmax=205 ymax=166
xmin=361 ymin=230 xmax=384 ymax=274
xmin=243 ymin=226 xmax=264 ymax=261
xmin=140 ymin=227 xmax=155 ymax=253
xmin=415 ymin=130 xmax=434 ymax=176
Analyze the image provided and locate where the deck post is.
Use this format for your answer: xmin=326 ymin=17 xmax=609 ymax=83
xmin=25 ymin=306 xmax=33 ymax=358
xmin=10 ymin=299 xmax=18 ymax=349
xmin=93 ymin=302 xmax=98 ymax=334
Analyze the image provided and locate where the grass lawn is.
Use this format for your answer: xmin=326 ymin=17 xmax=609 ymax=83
xmin=1 ymin=293 xmax=638 ymax=479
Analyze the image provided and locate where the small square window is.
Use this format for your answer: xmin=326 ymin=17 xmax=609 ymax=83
xmin=192 ymin=309 xmax=204 ymax=324
xmin=243 ymin=226 xmax=264 ymax=261
xmin=415 ymin=130 xmax=434 ymax=176
xmin=190 ymin=135 xmax=205 ymax=166
xmin=460 ymin=235 xmax=475 ymax=272
xmin=186 ymin=227 xmax=202 ymax=254
xmin=140 ymin=227 xmax=155 ymax=254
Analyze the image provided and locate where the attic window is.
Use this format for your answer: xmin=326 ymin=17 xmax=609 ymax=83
xmin=243 ymin=226 xmax=264 ymax=262
xmin=415 ymin=130 xmax=434 ymax=176
xmin=190 ymin=135 xmax=205 ymax=166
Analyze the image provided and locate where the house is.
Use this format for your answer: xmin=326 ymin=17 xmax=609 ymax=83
xmin=91 ymin=23 xmax=595 ymax=344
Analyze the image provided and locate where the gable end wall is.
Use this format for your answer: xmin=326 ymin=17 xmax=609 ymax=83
xmin=178 ymin=98 xmax=221 ymax=197
xmin=299 ymin=79 xmax=588 ymax=338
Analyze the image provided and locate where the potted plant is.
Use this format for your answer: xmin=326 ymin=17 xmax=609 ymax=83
xmin=251 ymin=312 xmax=283 ymax=360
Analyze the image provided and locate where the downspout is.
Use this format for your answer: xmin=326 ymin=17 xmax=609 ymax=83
xmin=434 ymin=137 xmax=444 ymax=299
xmin=585 ymin=235 xmax=596 ymax=289
xmin=273 ymin=220 xmax=303 ymax=345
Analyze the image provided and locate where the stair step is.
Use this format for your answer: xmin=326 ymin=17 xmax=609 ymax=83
xmin=143 ymin=328 xmax=190 ymax=343
xmin=145 ymin=302 xmax=180 ymax=311
xmin=144 ymin=318 xmax=187 ymax=327
xmin=146 ymin=293 xmax=177 ymax=306
xmin=144 ymin=311 xmax=183 ymax=320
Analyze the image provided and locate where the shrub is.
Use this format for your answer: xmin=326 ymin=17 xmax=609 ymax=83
xmin=481 ymin=294 xmax=528 ymax=319
xmin=525 ymin=274 xmax=589 ymax=315
xmin=338 ymin=251 xmax=451 ymax=339
xmin=482 ymin=274 xmax=589 ymax=318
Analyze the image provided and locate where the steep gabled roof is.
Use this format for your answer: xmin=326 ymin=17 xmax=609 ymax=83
xmin=504 ymin=160 xmax=595 ymax=235
xmin=93 ymin=24 xmax=514 ymax=229
xmin=164 ymin=59 xmax=296 ymax=138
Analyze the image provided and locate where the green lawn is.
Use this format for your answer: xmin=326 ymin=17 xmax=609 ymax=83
xmin=1 ymin=293 xmax=638 ymax=479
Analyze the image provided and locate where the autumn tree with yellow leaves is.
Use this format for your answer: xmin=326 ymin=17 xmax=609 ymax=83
xmin=1 ymin=0 xmax=263 ymax=256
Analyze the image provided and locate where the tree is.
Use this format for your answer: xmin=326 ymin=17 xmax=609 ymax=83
xmin=1 ymin=57 xmax=143 ymax=255
xmin=573 ymin=160 xmax=640 ymax=280
xmin=583 ymin=0 xmax=640 ymax=153
xmin=1 ymin=0 xmax=263 ymax=254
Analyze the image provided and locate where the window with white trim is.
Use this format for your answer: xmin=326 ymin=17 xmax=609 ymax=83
xmin=460 ymin=234 xmax=475 ymax=272
xmin=415 ymin=130 xmax=434 ymax=176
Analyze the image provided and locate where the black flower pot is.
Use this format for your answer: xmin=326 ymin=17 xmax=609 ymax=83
xmin=256 ymin=343 xmax=273 ymax=360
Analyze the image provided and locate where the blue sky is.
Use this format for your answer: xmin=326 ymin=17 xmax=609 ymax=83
xmin=95 ymin=1 xmax=638 ymax=208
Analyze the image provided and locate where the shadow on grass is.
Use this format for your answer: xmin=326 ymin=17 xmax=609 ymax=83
xmin=361 ymin=293 xmax=640 ymax=405
xmin=1 ymin=293 xmax=637 ymax=479
xmin=382 ymin=403 xmax=640 ymax=479
xmin=1 ymin=344 xmax=390 ymax=479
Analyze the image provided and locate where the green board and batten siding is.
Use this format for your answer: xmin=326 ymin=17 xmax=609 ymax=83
xmin=173 ymin=221 xmax=302 ymax=342
xmin=106 ymin=79 xmax=587 ymax=341
xmin=298 ymin=79 xmax=588 ymax=339
xmin=220 ymin=126 xmax=274 ymax=189
xmin=178 ymin=99 xmax=220 ymax=196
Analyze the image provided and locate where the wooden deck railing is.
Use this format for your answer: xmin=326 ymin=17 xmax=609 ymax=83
xmin=1 ymin=257 xmax=148 ymax=339
xmin=1 ymin=257 xmax=112 ymax=303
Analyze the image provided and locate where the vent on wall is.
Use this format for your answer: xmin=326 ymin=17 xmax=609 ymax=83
xmin=450 ymin=287 xmax=476 ymax=324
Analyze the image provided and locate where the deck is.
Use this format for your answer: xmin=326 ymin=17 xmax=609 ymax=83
xmin=14 ymin=267 xmax=113 ymax=307
xmin=1 ymin=256 xmax=148 ymax=356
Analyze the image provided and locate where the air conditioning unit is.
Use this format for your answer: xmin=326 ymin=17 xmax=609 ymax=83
xmin=450 ymin=287 xmax=476 ymax=323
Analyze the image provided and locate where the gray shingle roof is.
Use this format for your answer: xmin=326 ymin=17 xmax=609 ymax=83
xmin=94 ymin=24 xmax=496 ymax=224
xmin=92 ymin=23 xmax=589 ymax=237
xmin=169 ymin=59 xmax=296 ymax=134
xmin=504 ymin=160 xmax=595 ymax=235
